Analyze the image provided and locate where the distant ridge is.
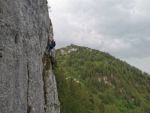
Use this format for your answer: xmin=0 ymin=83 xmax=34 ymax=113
xmin=55 ymin=44 xmax=150 ymax=113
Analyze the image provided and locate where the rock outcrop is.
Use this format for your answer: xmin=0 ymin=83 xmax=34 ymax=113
xmin=0 ymin=0 xmax=60 ymax=113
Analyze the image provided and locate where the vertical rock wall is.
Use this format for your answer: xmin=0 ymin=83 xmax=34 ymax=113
xmin=0 ymin=0 xmax=60 ymax=113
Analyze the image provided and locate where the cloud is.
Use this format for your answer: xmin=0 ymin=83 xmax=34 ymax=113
xmin=48 ymin=0 xmax=150 ymax=73
xmin=124 ymin=57 xmax=150 ymax=73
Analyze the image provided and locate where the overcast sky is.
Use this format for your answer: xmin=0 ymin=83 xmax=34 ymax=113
xmin=48 ymin=0 xmax=150 ymax=74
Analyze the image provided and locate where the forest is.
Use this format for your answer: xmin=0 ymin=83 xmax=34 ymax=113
xmin=54 ymin=44 xmax=150 ymax=113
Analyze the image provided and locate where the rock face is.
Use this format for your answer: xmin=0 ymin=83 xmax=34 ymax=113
xmin=0 ymin=0 xmax=60 ymax=113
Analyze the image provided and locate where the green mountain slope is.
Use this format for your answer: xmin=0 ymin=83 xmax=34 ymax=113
xmin=54 ymin=44 xmax=150 ymax=113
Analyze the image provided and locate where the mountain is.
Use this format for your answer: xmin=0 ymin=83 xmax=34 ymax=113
xmin=54 ymin=44 xmax=150 ymax=113
xmin=0 ymin=1 xmax=59 ymax=113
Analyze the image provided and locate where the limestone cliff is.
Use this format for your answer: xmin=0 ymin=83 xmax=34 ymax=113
xmin=0 ymin=0 xmax=60 ymax=113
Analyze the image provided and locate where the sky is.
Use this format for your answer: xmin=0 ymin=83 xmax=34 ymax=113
xmin=48 ymin=0 xmax=150 ymax=74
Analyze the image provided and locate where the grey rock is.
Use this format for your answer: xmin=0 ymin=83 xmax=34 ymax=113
xmin=0 ymin=0 xmax=60 ymax=113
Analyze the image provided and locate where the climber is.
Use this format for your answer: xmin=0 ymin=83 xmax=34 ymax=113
xmin=45 ymin=37 xmax=56 ymax=55
xmin=47 ymin=38 xmax=56 ymax=53
xmin=45 ymin=37 xmax=56 ymax=68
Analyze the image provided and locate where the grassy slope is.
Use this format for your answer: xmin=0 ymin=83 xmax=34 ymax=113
xmin=54 ymin=44 xmax=150 ymax=113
